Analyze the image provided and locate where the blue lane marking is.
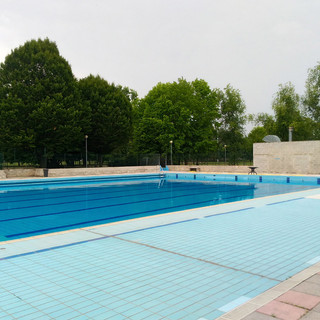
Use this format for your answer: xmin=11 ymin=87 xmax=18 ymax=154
xmin=0 ymin=180 xmax=234 ymax=204
xmin=0 ymin=174 xmax=164 ymax=188
xmin=5 ymin=200 xmax=208 ymax=238
xmin=0 ymin=219 xmax=199 ymax=261
xmin=0 ymin=183 xmax=233 ymax=213
xmin=204 ymin=207 xmax=254 ymax=218
xmin=113 ymin=218 xmax=200 ymax=236
xmin=0 ymin=236 xmax=109 ymax=261
xmin=0 ymin=186 xmax=257 ymax=223
xmin=267 ymin=197 xmax=304 ymax=206
xmin=0 ymin=182 xmax=164 ymax=203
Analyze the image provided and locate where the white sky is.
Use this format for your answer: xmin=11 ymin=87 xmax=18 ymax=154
xmin=1 ymin=0 xmax=320 ymax=118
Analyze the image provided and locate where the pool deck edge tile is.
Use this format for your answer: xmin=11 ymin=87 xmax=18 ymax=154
xmin=1 ymin=185 xmax=320 ymax=320
xmin=216 ymin=262 xmax=320 ymax=320
xmin=1 ymin=187 xmax=320 ymax=248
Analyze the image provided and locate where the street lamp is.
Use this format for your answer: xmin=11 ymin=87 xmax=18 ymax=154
xmin=170 ymin=140 xmax=173 ymax=165
xmin=289 ymin=127 xmax=293 ymax=142
xmin=85 ymin=135 xmax=88 ymax=168
xmin=224 ymin=145 xmax=227 ymax=164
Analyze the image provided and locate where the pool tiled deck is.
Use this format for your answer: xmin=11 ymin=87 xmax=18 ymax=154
xmin=1 ymin=187 xmax=320 ymax=319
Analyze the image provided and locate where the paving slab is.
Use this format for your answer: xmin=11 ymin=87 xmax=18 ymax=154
xmin=293 ymin=282 xmax=320 ymax=297
xmin=300 ymin=310 xmax=320 ymax=320
xmin=276 ymin=290 xmax=320 ymax=310
xmin=257 ymin=300 xmax=307 ymax=320
xmin=305 ymin=274 xmax=320 ymax=285
xmin=314 ymin=302 xmax=320 ymax=312
xmin=242 ymin=311 xmax=277 ymax=320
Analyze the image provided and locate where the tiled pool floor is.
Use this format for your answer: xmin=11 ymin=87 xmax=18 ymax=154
xmin=1 ymin=187 xmax=320 ymax=319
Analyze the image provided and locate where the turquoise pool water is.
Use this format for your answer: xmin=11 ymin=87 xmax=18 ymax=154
xmin=0 ymin=173 xmax=318 ymax=241
xmin=1 ymin=174 xmax=320 ymax=320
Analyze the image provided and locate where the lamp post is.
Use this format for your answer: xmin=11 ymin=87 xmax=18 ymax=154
xmin=85 ymin=135 xmax=88 ymax=168
xmin=170 ymin=140 xmax=173 ymax=165
xmin=224 ymin=145 xmax=227 ymax=164
xmin=289 ymin=127 xmax=293 ymax=142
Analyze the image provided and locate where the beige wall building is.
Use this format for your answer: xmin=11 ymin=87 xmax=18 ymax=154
xmin=253 ymin=141 xmax=320 ymax=175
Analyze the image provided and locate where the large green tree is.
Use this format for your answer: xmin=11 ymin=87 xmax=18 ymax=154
xmin=247 ymin=112 xmax=276 ymax=135
xmin=217 ymin=84 xmax=247 ymax=163
xmin=78 ymin=75 xmax=133 ymax=159
xmin=0 ymin=38 xmax=89 ymax=163
xmin=304 ymin=62 xmax=320 ymax=121
xmin=303 ymin=62 xmax=320 ymax=138
xmin=272 ymin=82 xmax=313 ymax=141
xmin=133 ymin=78 xmax=219 ymax=157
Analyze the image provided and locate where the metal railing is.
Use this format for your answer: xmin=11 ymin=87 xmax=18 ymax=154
xmin=0 ymin=150 xmax=252 ymax=169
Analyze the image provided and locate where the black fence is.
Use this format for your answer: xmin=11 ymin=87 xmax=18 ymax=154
xmin=0 ymin=149 xmax=253 ymax=169
xmin=171 ymin=151 xmax=253 ymax=166
xmin=0 ymin=152 xmax=162 ymax=169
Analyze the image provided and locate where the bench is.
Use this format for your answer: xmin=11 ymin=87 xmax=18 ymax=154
xmin=248 ymin=166 xmax=258 ymax=175
xmin=190 ymin=167 xmax=200 ymax=172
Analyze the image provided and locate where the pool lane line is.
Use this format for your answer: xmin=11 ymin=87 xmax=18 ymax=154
xmin=0 ymin=183 xmax=255 ymax=212
xmin=0 ymin=179 xmax=210 ymax=203
xmin=0 ymin=215 xmax=281 ymax=283
xmin=0 ymin=218 xmax=200 ymax=260
xmin=204 ymin=207 xmax=255 ymax=218
xmin=2 ymin=186 xmax=319 ymax=245
xmin=4 ymin=197 xmax=225 ymax=238
xmin=93 ymin=231 xmax=281 ymax=282
xmin=266 ymin=197 xmax=305 ymax=206
xmin=1 ymin=191 xmax=312 ymax=238
xmin=1 ymin=181 xmax=315 ymax=219
xmin=0 ymin=174 xmax=164 ymax=189
xmin=0 ymin=204 xmax=259 ymax=258
xmin=0 ymin=181 xmax=161 ymax=203
xmin=0 ymin=186 xmax=258 ymax=223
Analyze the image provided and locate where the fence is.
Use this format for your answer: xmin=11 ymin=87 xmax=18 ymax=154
xmin=0 ymin=150 xmax=252 ymax=169
xmin=171 ymin=151 xmax=253 ymax=166
xmin=0 ymin=152 xmax=161 ymax=169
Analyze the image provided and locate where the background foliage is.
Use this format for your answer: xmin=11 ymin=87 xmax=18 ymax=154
xmin=0 ymin=38 xmax=319 ymax=167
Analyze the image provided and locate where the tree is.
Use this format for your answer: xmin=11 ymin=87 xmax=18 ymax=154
xmin=133 ymin=78 xmax=219 ymax=158
xmin=304 ymin=62 xmax=320 ymax=122
xmin=217 ymin=84 xmax=247 ymax=163
xmin=272 ymin=82 xmax=313 ymax=141
xmin=247 ymin=126 xmax=268 ymax=144
xmin=0 ymin=97 xmax=35 ymax=163
xmin=78 ymin=75 xmax=133 ymax=161
xmin=303 ymin=62 xmax=320 ymax=138
xmin=0 ymin=38 xmax=89 ymax=164
xmin=247 ymin=112 xmax=276 ymax=135
xmin=243 ymin=126 xmax=268 ymax=160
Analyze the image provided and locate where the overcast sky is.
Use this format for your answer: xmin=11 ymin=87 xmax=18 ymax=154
xmin=1 ymin=0 xmax=319 ymax=118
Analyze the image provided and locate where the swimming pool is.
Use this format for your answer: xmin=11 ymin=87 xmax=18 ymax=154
xmin=1 ymin=173 xmax=320 ymax=320
xmin=0 ymin=173 xmax=319 ymax=242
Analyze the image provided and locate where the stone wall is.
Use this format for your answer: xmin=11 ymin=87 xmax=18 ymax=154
xmin=4 ymin=168 xmax=44 ymax=178
xmin=2 ymin=166 xmax=160 ymax=179
xmin=253 ymin=141 xmax=320 ymax=175
xmin=168 ymin=165 xmax=249 ymax=174
xmin=1 ymin=165 xmax=252 ymax=179
xmin=47 ymin=166 xmax=160 ymax=177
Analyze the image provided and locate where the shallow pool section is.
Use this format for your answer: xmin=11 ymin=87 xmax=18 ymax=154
xmin=0 ymin=173 xmax=319 ymax=241
xmin=1 ymin=174 xmax=320 ymax=320
xmin=1 ymin=190 xmax=320 ymax=320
